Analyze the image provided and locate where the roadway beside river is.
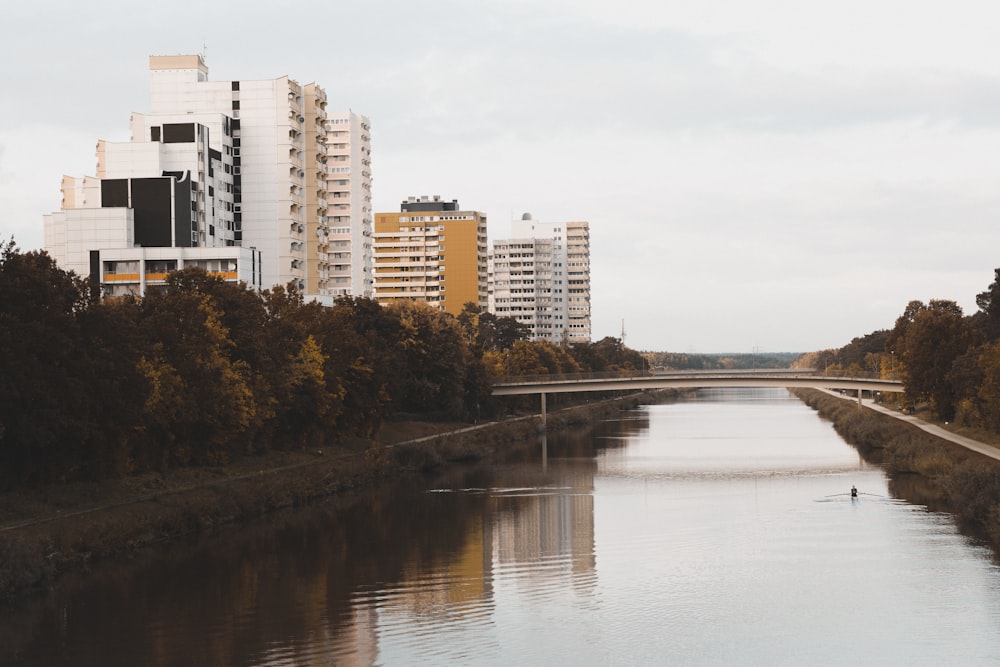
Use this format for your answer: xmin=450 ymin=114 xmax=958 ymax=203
xmin=820 ymin=388 xmax=1000 ymax=462
xmin=800 ymin=388 xmax=1000 ymax=553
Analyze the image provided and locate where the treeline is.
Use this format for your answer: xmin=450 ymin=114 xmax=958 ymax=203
xmin=800 ymin=267 xmax=1000 ymax=429
xmin=0 ymin=241 xmax=645 ymax=489
xmin=648 ymin=351 xmax=800 ymax=370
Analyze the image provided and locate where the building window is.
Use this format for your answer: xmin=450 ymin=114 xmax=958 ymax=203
xmin=162 ymin=123 xmax=196 ymax=143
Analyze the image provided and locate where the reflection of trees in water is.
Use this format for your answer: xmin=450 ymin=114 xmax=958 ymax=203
xmin=589 ymin=409 xmax=651 ymax=453
xmin=3 ymin=413 xmax=628 ymax=665
xmin=801 ymin=388 xmax=1000 ymax=559
xmin=887 ymin=473 xmax=950 ymax=512
xmin=1 ymin=472 xmax=494 ymax=666
xmin=887 ymin=471 xmax=998 ymax=550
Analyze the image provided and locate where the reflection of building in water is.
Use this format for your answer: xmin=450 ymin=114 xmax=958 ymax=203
xmin=327 ymin=463 xmax=596 ymax=661
xmin=330 ymin=605 xmax=379 ymax=667
xmin=492 ymin=465 xmax=596 ymax=579
xmin=351 ymin=512 xmax=495 ymax=633
xmin=396 ymin=513 xmax=495 ymax=615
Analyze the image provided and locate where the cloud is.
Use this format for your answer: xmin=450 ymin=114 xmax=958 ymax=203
xmin=5 ymin=0 xmax=1000 ymax=351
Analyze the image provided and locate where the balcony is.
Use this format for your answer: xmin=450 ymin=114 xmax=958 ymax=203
xmin=102 ymin=273 xmax=140 ymax=283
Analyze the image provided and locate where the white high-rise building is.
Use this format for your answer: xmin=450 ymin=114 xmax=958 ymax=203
xmin=325 ymin=111 xmax=373 ymax=297
xmin=43 ymin=108 xmax=262 ymax=297
xmin=489 ymin=238 xmax=555 ymax=340
xmin=491 ymin=213 xmax=591 ymax=343
xmin=42 ymin=55 xmax=378 ymax=300
xmin=147 ymin=54 xmax=324 ymax=292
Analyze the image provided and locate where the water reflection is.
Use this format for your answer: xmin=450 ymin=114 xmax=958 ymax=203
xmin=5 ymin=389 xmax=1000 ymax=665
xmin=2 ymin=432 xmax=607 ymax=666
xmin=2 ymin=471 xmax=497 ymax=666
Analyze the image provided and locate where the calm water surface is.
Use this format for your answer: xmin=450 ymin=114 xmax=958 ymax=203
xmin=4 ymin=388 xmax=1000 ymax=666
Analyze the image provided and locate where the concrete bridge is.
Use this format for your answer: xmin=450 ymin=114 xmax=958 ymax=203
xmin=492 ymin=369 xmax=904 ymax=427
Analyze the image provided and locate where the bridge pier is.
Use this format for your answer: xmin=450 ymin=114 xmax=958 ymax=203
xmin=540 ymin=392 xmax=547 ymax=429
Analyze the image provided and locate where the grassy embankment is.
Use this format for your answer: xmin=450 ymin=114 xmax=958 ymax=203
xmin=0 ymin=391 xmax=664 ymax=600
xmin=795 ymin=389 xmax=1000 ymax=546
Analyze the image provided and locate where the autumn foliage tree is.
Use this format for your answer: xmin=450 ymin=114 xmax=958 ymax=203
xmin=0 ymin=240 xmax=91 ymax=485
xmin=388 ymin=300 xmax=474 ymax=418
xmin=456 ymin=302 xmax=529 ymax=354
xmin=137 ymin=281 xmax=256 ymax=467
xmin=886 ymin=300 xmax=972 ymax=420
xmin=0 ymin=242 xmax=655 ymax=489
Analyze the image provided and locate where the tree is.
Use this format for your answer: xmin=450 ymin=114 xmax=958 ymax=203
xmin=456 ymin=302 xmax=528 ymax=355
xmin=325 ymin=296 xmax=403 ymax=435
xmin=975 ymin=267 xmax=1000 ymax=341
xmin=280 ymin=333 xmax=336 ymax=449
xmin=165 ymin=267 xmax=276 ymax=452
xmin=833 ymin=330 xmax=890 ymax=372
xmin=570 ymin=336 xmax=645 ymax=373
xmin=977 ymin=341 xmax=1000 ymax=431
xmin=388 ymin=301 xmax=471 ymax=418
xmin=137 ymin=285 xmax=255 ymax=467
xmin=502 ymin=340 xmax=582 ymax=376
xmin=76 ymin=296 xmax=146 ymax=478
xmin=0 ymin=241 xmax=91 ymax=486
xmin=888 ymin=300 xmax=971 ymax=420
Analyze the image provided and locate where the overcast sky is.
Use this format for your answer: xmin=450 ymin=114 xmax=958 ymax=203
xmin=3 ymin=0 xmax=1000 ymax=352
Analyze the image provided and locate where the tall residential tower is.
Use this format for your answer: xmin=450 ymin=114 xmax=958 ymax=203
xmin=490 ymin=213 xmax=591 ymax=343
xmin=43 ymin=55 xmax=376 ymax=299
xmin=324 ymin=111 xmax=373 ymax=297
xmin=146 ymin=54 xmax=324 ymax=292
xmin=373 ymin=196 xmax=488 ymax=315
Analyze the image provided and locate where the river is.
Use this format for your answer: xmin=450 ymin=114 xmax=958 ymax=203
xmin=4 ymin=388 xmax=1000 ymax=666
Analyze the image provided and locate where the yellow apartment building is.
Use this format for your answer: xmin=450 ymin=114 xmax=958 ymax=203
xmin=373 ymin=196 xmax=488 ymax=315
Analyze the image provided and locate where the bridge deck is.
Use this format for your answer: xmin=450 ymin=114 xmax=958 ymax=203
xmin=492 ymin=373 xmax=902 ymax=396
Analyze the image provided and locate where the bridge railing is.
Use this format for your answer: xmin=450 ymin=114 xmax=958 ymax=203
xmin=819 ymin=369 xmax=902 ymax=382
xmin=494 ymin=368 xmax=826 ymax=385
xmin=494 ymin=370 xmax=650 ymax=385
xmin=494 ymin=368 xmax=902 ymax=386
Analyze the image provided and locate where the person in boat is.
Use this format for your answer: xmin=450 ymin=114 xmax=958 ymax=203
xmin=851 ymin=485 xmax=858 ymax=498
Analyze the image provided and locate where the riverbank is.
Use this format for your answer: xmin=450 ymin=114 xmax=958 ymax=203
xmin=794 ymin=388 xmax=1000 ymax=547
xmin=0 ymin=391 xmax=668 ymax=601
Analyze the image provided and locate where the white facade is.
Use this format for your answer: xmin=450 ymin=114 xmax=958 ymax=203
xmin=44 ymin=110 xmax=236 ymax=278
xmin=41 ymin=55 xmax=362 ymax=298
xmin=99 ymin=114 xmax=236 ymax=248
xmin=303 ymin=84 xmax=330 ymax=298
xmin=44 ymin=196 xmax=261 ymax=298
xmin=496 ymin=214 xmax=592 ymax=343
xmin=94 ymin=246 xmax=262 ymax=298
xmin=325 ymin=111 xmax=373 ymax=297
xmin=44 ymin=203 xmax=134 ymax=278
xmin=147 ymin=54 xmax=317 ymax=291
xmin=489 ymin=238 xmax=555 ymax=340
